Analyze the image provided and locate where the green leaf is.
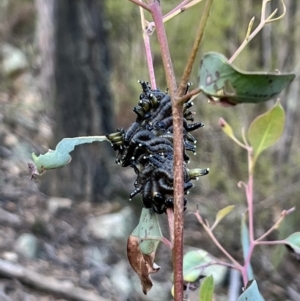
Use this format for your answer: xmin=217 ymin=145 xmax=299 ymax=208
xmin=284 ymin=232 xmax=300 ymax=256
xmin=199 ymin=275 xmax=214 ymax=301
xmin=213 ymin=205 xmax=235 ymax=229
xmin=31 ymin=136 xmax=109 ymax=175
xmin=183 ymin=249 xmax=227 ymax=285
xmin=199 ymin=52 xmax=295 ymax=105
xmin=131 ymin=208 xmax=163 ymax=254
xmin=237 ymin=280 xmax=265 ymax=301
xmin=241 ymin=214 xmax=254 ymax=280
xmin=248 ymin=102 xmax=285 ymax=164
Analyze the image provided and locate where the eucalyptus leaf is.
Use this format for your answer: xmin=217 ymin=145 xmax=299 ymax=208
xmin=31 ymin=136 xmax=109 ymax=175
xmin=237 ymin=280 xmax=265 ymax=301
xmin=199 ymin=275 xmax=214 ymax=301
xmin=248 ymin=102 xmax=285 ymax=164
xmin=199 ymin=52 xmax=295 ymax=105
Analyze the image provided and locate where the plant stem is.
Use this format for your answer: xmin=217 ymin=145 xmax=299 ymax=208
xmin=150 ymin=2 xmax=184 ymax=301
xmin=179 ymin=87 xmax=201 ymax=103
xmin=255 ymin=239 xmax=287 ymax=245
xmin=194 ymin=211 xmax=242 ymax=268
xmin=229 ymin=0 xmax=286 ymax=63
xmin=139 ymin=6 xmax=157 ymax=88
xmin=163 ymin=0 xmax=203 ymax=23
xmin=128 ymin=0 xmax=150 ymax=11
xmin=177 ymin=0 xmax=214 ymax=100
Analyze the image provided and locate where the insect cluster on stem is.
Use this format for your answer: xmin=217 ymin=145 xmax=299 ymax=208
xmin=107 ymin=81 xmax=209 ymax=214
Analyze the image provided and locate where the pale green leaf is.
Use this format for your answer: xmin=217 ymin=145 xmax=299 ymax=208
xmin=31 ymin=136 xmax=109 ymax=175
xmin=248 ymin=103 xmax=285 ymax=164
xmin=131 ymin=208 xmax=162 ymax=254
xmin=237 ymin=280 xmax=265 ymax=301
xmin=213 ymin=205 xmax=235 ymax=229
xmin=183 ymin=249 xmax=227 ymax=285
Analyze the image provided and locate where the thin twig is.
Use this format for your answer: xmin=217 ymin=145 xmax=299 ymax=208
xmin=256 ymin=207 xmax=295 ymax=241
xmin=179 ymin=87 xmax=201 ymax=103
xmin=194 ymin=211 xmax=242 ymax=268
xmin=229 ymin=0 xmax=286 ymax=63
xmin=177 ymin=0 xmax=214 ymax=101
xmin=163 ymin=0 xmax=203 ymax=23
xmin=128 ymin=0 xmax=150 ymax=11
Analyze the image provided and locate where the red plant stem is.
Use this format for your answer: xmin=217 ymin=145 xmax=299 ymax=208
xmin=150 ymin=2 xmax=185 ymax=301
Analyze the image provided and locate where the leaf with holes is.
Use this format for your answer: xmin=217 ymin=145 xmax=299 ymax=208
xmin=199 ymin=52 xmax=295 ymax=106
xmin=30 ymin=136 xmax=109 ymax=177
xmin=248 ymin=102 xmax=285 ymax=166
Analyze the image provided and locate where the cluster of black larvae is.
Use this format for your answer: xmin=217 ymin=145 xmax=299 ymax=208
xmin=107 ymin=81 xmax=209 ymax=214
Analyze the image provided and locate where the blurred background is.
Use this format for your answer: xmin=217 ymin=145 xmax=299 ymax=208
xmin=0 ymin=0 xmax=299 ymax=300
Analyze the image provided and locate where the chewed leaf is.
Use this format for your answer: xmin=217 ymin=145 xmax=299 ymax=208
xmin=183 ymin=249 xmax=227 ymax=285
xmin=199 ymin=275 xmax=214 ymax=301
xmin=30 ymin=136 xmax=109 ymax=176
xmin=248 ymin=102 xmax=285 ymax=165
xmin=199 ymin=52 xmax=295 ymax=105
xmin=237 ymin=280 xmax=265 ymax=301
xmin=284 ymin=232 xmax=300 ymax=257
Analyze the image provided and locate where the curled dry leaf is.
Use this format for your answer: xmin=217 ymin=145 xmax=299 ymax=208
xmin=127 ymin=235 xmax=160 ymax=294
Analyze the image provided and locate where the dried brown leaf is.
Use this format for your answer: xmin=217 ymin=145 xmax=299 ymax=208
xmin=127 ymin=235 xmax=160 ymax=294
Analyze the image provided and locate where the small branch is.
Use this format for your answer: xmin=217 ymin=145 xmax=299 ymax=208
xmin=177 ymin=0 xmax=214 ymax=100
xmin=256 ymin=207 xmax=295 ymax=242
xmin=255 ymin=239 xmax=287 ymax=246
xmin=128 ymin=0 xmax=151 ymax=11
xmin=194 ymin=211 xmax=242 ymax=268
xmin=188 ymin=260 xmax=239 ymax=274
xmin=0 ymin=259 xmax=107 ymax=301
xmin=229 ymin=0 xmax=286 ymax=63
xmin=163 ymin=0 xmax=203 ymax=23
xmin=178 ymin=87 xmax=201 ymax=103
